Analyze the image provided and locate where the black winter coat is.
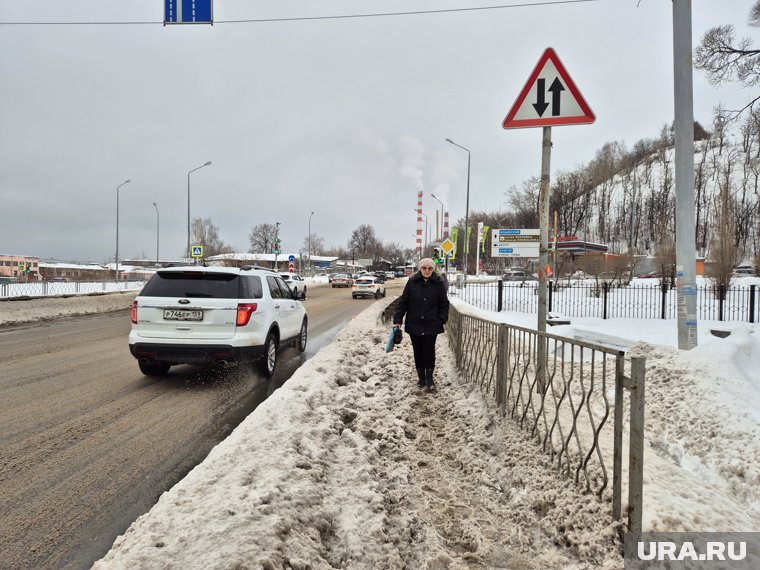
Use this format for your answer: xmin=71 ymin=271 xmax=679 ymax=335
xmin=393 ymin=271 xmax=450 ymax=336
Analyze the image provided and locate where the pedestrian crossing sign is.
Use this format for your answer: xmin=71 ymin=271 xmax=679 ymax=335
xmin=191 ymin=245 xmax=204 ymax=258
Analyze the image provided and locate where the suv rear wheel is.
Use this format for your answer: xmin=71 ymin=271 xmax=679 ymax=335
xmin=139 ymin=361 xmax=171 ymax=377
xmin=260 ymin=332 xmax=278 ymax=377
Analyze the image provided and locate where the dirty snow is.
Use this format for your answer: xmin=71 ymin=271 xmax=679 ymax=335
xmin=2 ymin=286 xmax=758 ymax=569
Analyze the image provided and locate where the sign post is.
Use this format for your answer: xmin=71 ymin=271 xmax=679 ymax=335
xmin=503 ymin=47 xmax=594 ymax=387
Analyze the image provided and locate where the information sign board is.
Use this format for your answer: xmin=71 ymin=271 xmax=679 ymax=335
xmin=491 ymin=229 xmax=539 ymax=258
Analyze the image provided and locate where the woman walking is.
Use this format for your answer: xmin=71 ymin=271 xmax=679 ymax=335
xmin=392 ymin=258 xmax=450 ymax=391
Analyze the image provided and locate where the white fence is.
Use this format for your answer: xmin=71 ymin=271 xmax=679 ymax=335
xmin=0 ymin=280 xmax=146 ymax=299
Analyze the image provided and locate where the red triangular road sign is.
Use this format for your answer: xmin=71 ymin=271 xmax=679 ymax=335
xmin=503 ymin=47 xmax=595 ymax=129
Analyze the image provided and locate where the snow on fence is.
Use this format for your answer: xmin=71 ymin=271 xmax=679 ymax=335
xmin=445 ymin=304 xmax=646 ymax=535
xmin=0 ymin=280 xmax=146 ymax=299
xmin=448 ymin=279 xmax=759 ymax=323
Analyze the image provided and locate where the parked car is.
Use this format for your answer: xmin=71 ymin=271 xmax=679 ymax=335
xmin=129 ymin=266 xmax=307 ymax=378
xmin=502 ymin=270 xmax=527 ymax=281
xmin=352 ymin=275 xmax=386 ymax=299
xmin=384 ymin=271 xmax=395 ymax=280
xmin=331 ymin=274 xmax=353 ymax=288
xmin=637 ymin=271 xmax=661 ymax=279
xmin=279 ymin=273 xmax=307 ymax=296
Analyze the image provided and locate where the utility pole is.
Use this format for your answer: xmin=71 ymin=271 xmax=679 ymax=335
xmin=673 ymin=0 xmax=698 ymax=349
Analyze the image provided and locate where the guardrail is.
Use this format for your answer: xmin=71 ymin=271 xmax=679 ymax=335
xmin=446 ymin=303 xmax=645 ymax=534
xmin=448 ymin=279 xmax=759 ymax=323
xmin=0 ymin=280 xmax=146 ymax=299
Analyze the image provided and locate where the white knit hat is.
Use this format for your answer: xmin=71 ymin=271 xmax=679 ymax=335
xmin=418 ymin=258 xmax=435 ymax=268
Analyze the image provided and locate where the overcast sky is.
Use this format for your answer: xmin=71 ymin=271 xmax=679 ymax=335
xmin=0 ymin=1 xmax=755 ymax=263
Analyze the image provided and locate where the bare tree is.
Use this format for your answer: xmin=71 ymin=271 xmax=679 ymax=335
xmin=301 ymin=234 xmax=325 ymax=257
xmin=694 ymin=1 xmax=760 ymax=121
xmin=504 ymin=177 xmax=540 ymax=228
xmin=192 ymin=217 xmax=235 ymax=257
xmin=706 ymin=164 xmax=741 ymax=288
xmin=347 ymin=224 xmax=378 ymax=257
xmin=248 ymin=223 xmax=277 ymax=254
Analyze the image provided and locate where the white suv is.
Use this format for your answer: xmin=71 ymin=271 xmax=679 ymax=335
xmin=129 ymin=266 xmax=307 ymax=378
xmin=279 ymin=273 xmax=307 ymax=296
xmin=351 ymin=275 xmax=386 ymax=299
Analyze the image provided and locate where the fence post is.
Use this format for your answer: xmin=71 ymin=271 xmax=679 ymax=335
xmin=718 ymin=283 xmax=725 ymax=322
xmin=627 ymin=356 xmax=646 ymax=535
xmin=497 ymin=279 xmax=504 ymax=312
xmin=603 ymin=282 xmax=609 ymax=320
xmin=612 ymin=354 xmax=625 ymax=522
xmin=548 ymin=280 xmax=553 ymax=313
xmin=660 ymin=282 xmax=668 ymax=319
xmin=750 ymin=285 xmax=756 ymax=324
xmin=495 ymin=324 xmax=508 ymax=410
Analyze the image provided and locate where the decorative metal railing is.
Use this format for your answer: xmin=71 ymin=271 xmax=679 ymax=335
xmin=446 ymin=304 xmax=645 ymax=533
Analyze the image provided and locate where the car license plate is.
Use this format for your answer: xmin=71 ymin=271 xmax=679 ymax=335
xmin=163 ymin=309 xmax=203 ymax=321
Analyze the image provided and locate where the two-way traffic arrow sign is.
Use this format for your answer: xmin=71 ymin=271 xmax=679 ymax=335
xmin=503 ymin=47 xmax=595 ymax=129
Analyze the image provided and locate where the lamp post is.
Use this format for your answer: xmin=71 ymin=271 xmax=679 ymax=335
xmin=274 ymin=221 xmax=281 ymax=271
xmin=115 ymin=179 xmax=131 ymax=282
xmin=308 ymin=211 xmax=314 ymax=276
xmin=152 ymin=202 xmax=160 ymax=264
xmin=445 ymin=138 xmax=471 ymax=285
xmin=430 ymin=193 xmax=445 ymax=241
xmin=187 ymin=161 xmax=212 ymax=258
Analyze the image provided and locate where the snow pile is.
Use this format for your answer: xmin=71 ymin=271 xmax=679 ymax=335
xmin=0 ymin=291 xmax=137 ymax=328
xmin=93 ymin=301 xmax=624 ymax=569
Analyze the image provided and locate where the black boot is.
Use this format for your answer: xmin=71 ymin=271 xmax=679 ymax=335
xmin=425 ymin=368 xmax=437 ymax=392
xmin=416 ymin=369 xmax=426 ymax=387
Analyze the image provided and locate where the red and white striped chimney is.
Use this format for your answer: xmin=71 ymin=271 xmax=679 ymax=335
xmin=415 ymin=191 xmax=423 ymax=256
xmin=443 ymin=211 xmax=450 ymax=239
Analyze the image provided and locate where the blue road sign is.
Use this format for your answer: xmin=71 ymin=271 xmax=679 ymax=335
xmin=288 ymin=255 xmax=295 ymax=262
xmin=191 ymin=245 xmax=204 ymax=257
xmin=165 ymin=0 xmax=213 ymax=24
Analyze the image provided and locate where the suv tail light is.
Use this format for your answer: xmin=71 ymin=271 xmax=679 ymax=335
xmin=131 ymin=300 xmax=138 ymax=324
xmin=236 ymin=303 xmax=257 ymax=326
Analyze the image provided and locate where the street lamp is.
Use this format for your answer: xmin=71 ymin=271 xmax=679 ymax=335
xmin=187 ymin=161 xmax=212 ymax=258
xmin=152 ymin=202 xmax=160 ymax=264
xmin=274 ymin=221 xmax=281 ymax=271
xmin=445 ymin=138 xmax=471 ymax=285
xmin=115 ymin=179 xmax=131 ymax=282
xmin=308 ymin=211 xmax=314 ymax=276
xmin=430 ymin=193 xmax=445 ymax=240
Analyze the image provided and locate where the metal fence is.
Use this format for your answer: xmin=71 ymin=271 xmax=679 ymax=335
xmin=446 ymin=304 xmax=646 ymax=534
xmin=0 ymin=280 xmax=146 ymax=299
xmin=448 ymin=279 xmax=759 ymax=322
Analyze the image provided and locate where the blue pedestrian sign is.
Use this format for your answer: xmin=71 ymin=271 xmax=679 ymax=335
xmin=191 ymin=245 xmax=204 ymax=258
xmin=165 ymin=0 xmax=213 ymax=25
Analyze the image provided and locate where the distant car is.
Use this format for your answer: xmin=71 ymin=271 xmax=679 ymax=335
xmin=637 ymin=271 xmax=660 ymax=279
xmin=331 ymin=274 xmax=353 ymax=288
xmin=279 ymin=273 xmax=307 ymax=296
xmin=352 ymin=276 xmax=386 ymax=299
xmin=502 ymin=270 xmax=527 ymax=281
xmin=129 ymin=266 xmax=307 ymax=378
xmin=384 ymin=271 xmax=395 ymax=280
xmin=733 ymin=265 xmax=754 ymax=276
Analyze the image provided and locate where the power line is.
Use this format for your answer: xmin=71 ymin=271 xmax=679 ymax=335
xmin=0 ymin=0 xmax=599 ymax=26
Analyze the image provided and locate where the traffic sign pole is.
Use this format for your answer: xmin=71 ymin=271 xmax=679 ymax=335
xmin=536 ymin=126 xmax=552 ymax=391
